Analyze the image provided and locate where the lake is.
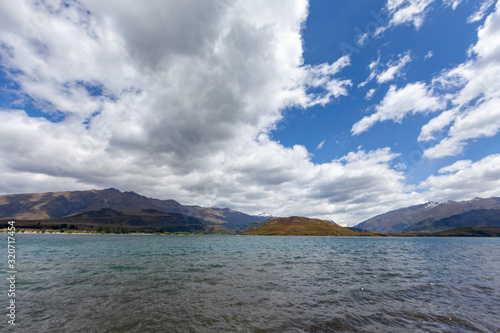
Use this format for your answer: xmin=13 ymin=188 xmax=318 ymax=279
xmin=4 ymin=234 xmax=500 ymax=332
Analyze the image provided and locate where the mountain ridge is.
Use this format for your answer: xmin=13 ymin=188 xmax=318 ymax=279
xmin=404 ymin=209 xmax=500 ymax=233
xmin=3 ymin=189 xmax=500 ymax=233
xmin=0 ymin=207 xmax=207 ymax=233
xmin=355 ymin=197 xmax=500 ymax=233
xmin=0 ymin=188 xmax=265 ymax=229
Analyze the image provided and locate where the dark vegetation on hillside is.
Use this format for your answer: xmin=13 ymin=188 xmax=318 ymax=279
xmin=404 ymin=209 xmax=500 ymax=233
xmin=428 ymin=226 xmax=500 ymax=237
xmin=0 ymin=208 xmax=207 ymax=233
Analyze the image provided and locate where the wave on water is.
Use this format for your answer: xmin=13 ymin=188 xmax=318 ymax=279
xmin=8 ymin=234 xmax=500 ymax=332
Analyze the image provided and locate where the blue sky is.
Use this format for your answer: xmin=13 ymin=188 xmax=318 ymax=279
xmin=1 ymin=0 xmax=500 ymax=225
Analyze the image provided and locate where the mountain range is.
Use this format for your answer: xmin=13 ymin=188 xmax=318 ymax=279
xmin=355 ymin=197 xmax=500 ymax=233
xmin=0 ymin=188 xmax=264 ymax=229
xmin=1 ymin=189 xmax=500 ymax=235
xmin=1 ymin=208 xmax=207 ymax=233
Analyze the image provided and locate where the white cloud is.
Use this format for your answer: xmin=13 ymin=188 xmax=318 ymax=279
xmin=374 ymin=0 xmax=436 ymax=36
xmin=443 ymin=0 xmax=463 ymax=10
xmin=0 ymin=0 xmax=351 ymax=163
xmin=315 ymin=139 xmax=326 ymax=150
xmin=418 ymin=108 xmax=457 ymax=141
xmin=354 ymin=0 xmax=465 ymax=48
xmin=304 ymin=148 xmax=422 ymax=223
xmin=421 ymin=1 xmax=500 ymax=158
xmin=358 ymin=51 xmax=412 ymax=88
xmin=467 ymin=0 xmax=495 ymax=23
xmin=352 ymin=82 xmax=445 ymax=135
xmin=438 ymin=159 xmax=472 ymax=173
xmin=424 ymin=50 xmax=434 ymax=59
xmin=420 ymin=154 xmax=500 ymax=202
xmin=289 ymin=56 xmax=352 ymax=107
xmin=374 ymin=0 xmax=466 ymax=36
xmin=387 ymin=0 xmax=435 ymax=28
xmin=377 ymin=52 xmax=413 ymax=83
xmin=365 ymin=88 xmax=377 ymax=100
xmin=358 ymin=57 xmax=380 ymax=88
xmin=423 ymin=99 xmax=500 ymax=158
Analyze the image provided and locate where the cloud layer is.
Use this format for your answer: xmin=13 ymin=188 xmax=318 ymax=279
xmin=1 ymin=0 xmax=499 ymax=225
xmin=0 ymin=0 xmax=409 ymax=224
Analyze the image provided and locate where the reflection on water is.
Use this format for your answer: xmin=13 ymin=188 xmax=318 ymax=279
xmin=6 ymin=234 xmax=500 ymax=332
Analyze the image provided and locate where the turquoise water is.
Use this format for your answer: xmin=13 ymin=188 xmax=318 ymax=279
xmin=3 ymin=234 xmax=500 ymax=332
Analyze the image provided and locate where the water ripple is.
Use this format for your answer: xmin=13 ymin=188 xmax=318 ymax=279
xmin=4 ymin=234 xmax=500 ymax=332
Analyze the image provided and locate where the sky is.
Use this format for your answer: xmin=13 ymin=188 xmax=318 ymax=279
xmin=1 ymin=0 xmax=500 ymax=226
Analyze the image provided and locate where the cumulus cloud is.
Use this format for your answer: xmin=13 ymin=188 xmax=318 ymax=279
xmin=420 ymin=154 xmax=500 ymax=202
xmin=303 ymin=148 xmax=422 ymax=222
xmin=352 ymin=82 xmax=445 ymax=135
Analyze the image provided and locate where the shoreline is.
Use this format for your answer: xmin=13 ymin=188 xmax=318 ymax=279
xmin=0 ymin=229 xmax=197 ymax=235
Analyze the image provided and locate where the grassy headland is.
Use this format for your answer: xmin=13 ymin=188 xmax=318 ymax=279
xmin=241 ymin=216 xmax=374 ymax=236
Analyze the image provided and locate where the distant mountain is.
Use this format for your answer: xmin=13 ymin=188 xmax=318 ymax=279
xmin=404 ymin=209 xmax=500 ymax=233
xmin=0 ymin=188 xmax=265 ymax=229
xmin=241 ymin=216 xmax=364 ymax=236
xmin=355 ymin=197 xmax=500 ymax=233
xmin=0 ymin=208 xmax=206 ymax=233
